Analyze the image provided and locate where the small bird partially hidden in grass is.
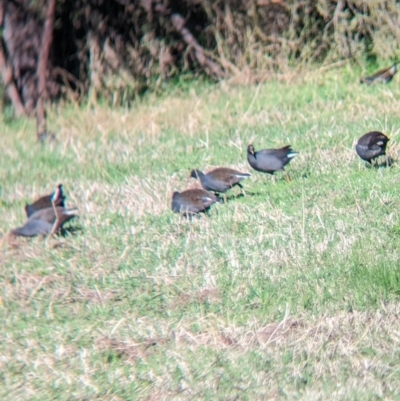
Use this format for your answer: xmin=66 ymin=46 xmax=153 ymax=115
xmin=9 ymin=185 xmax=78 ymax=238
xmin=247 ymin=144 xmax=299 ymax=182
xmin=355 ymin=131 xmax=390 ymax=165
xmin=190 ymin=168 xmax=251 ymax=200
xmin=360 ymin=64 xmax=397 ymax=84
xmin=171 ymin=188 xmax=221 ymax=216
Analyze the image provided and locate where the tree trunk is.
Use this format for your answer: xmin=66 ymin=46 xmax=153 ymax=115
xmin=36 ymin=0 xmax=56 ymax=140
xmin=0 ymin=2 xmax=26 ymax=117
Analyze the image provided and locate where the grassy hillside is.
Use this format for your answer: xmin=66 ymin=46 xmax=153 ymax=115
xmin=2 ymin=65 xmax=400 ymax=400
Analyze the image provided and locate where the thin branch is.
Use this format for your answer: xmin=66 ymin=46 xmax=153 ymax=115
xmin=171 ymin=13 xmax=225 ymax=79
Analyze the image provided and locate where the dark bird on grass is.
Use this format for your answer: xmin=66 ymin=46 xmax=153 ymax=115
xmin=25 ymin=184 xmax=65 ymax=217
xmin=171 ymin=188 xmax=220 ymax=215
xmin=190 ymin=168 xmax=251 ymax=194
xmin=360 ymin=64 xmax=397 ymax=84
xmin=10 ymin=185 xmax=77 ymax=238
xmin=355 ymin=131 xmax=390 ymax=163
xmin=11 ymin=206 xmax=78 ymax=237
xmin=247 ymin=144 xmax=299 ymax=181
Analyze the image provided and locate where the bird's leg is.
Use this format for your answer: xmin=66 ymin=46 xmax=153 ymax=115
xmin=285 ymin=172 xmax=291 ymax=183
xmin=237 ymin=182 xmax=246 ymax=196
xmin=183 ymin=210 xmax=193 ymax=222
xmin=385 ymin=154 xmax=394 ymax=167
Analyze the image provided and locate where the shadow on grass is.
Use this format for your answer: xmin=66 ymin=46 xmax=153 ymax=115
xmin=216 ymin=191 xmax=264 ymax=203
xmin=60 ymin=225 xmax=83 ymax=237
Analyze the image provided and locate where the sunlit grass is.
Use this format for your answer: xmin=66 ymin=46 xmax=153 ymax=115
xmin=2 ymin=66 xmax=400 ymax=399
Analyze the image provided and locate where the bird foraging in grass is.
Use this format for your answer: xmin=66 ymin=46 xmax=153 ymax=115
xmin=25 ymin=184 xmax=65 ymax=217
xmin=10 ymin=207 xmax=78 ymax=237
xmin=171 ymin=188 xmax=221 ymax=216
xmin=360 ymin=64 xmax=397 ymax=84
xmin=355 ymin=131 xmax=390 ymax=164
xmin=190 ymin=167 xmax=251 ymax=197
xmin=9 ymin=184 xmax=78 ymax=238
xmin=247 ymin=144 xmax=299 ymax=182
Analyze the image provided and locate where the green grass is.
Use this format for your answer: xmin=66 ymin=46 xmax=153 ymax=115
xmin=3 ymin=65 xmax=400 ymax=399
